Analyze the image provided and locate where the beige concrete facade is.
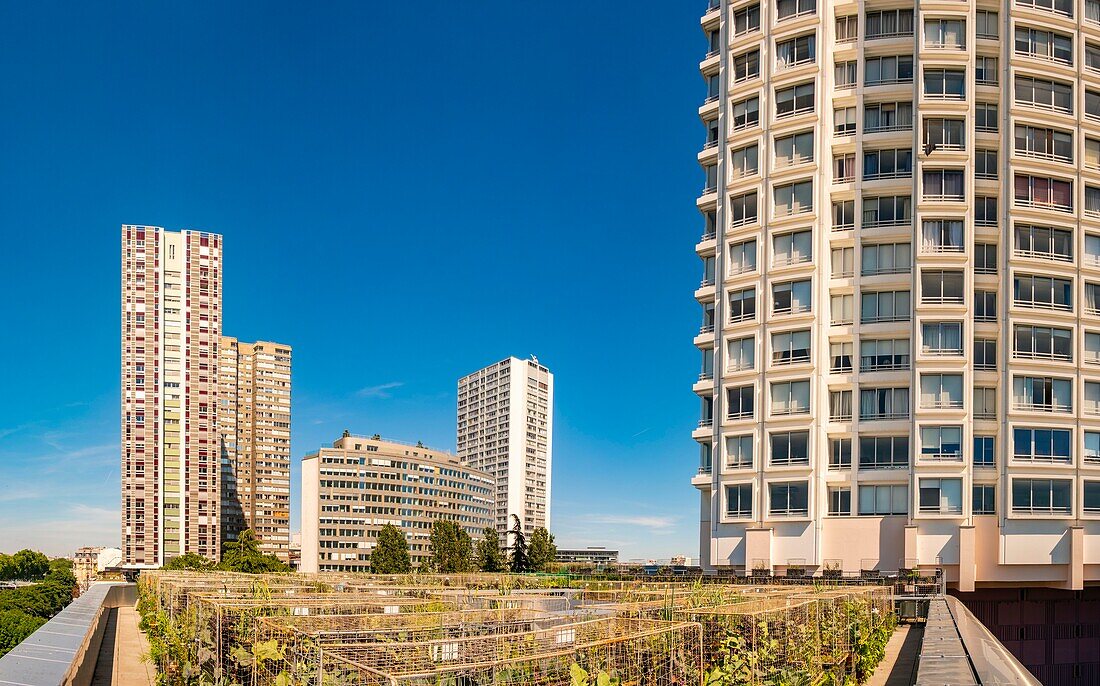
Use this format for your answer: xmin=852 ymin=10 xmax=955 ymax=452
xmin=694 ymin=0 xmax=1100 ymax=589
xmin=300 ymin=434 xmax=494 ymax=573
xmin=218 ymin=338 xmax=292 ymax=561
xmin=122 ymin=226 xmax=222 ymax=567
xmin=457 ymin=357 xmax=553 ymax=537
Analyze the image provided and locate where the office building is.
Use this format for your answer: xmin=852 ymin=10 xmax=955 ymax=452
xmin=457 ymin=357 xmax=554 ymax=537
xmin=300 ymin=433 xmax=494 ymax=573
xmin=692 ymin=0 xmax=1100 ymax=590
xmin=121 ymin=226 xmax=222 ymax=567
xmin=218 ymin=338 xmax=293 ymax=561
xmin=555 ymin=547 xmax=620 ymax=566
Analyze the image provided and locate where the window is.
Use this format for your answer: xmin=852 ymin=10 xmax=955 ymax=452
xmin=772 ymin=330 xmax=811 ymax=365
xmin=1090 ymin=0 xmax=1100 ymax=23
xmin=833 ymin=200 xmax=855 ymax=230
xmin=775 ymin=131 xmax=814 ymax=166
xmin=773 ymin=280 xmax=811 ymax=315
xmin=1015 ymin=76 xmax=1073 ymax=113
xmin=864 ymin=102 xmax=913 ymax=133
xmin=1014 ymin=224 xmax=1072 ymax=261
xmin=859 ymin=388 xmax=910 ymax=420
xmin=976 ymin=11 xmax=998 ymax=39
xmin=920 ymin=270 xmax=964 ymax=304
xmin=862 ymin=242 xmax=911 ymax=276
xmin=703 ymin=210 xmax=717 ymax=240
xmin=830 ymin=438 xmax=852 ymax=469
xmin=704 ymin=119 xmax=719 ymax=149
xmin=862 ymin=195 xmax=911 ymax=227
xmin=728 ymin=336 xmax=755 ymax=372
xmin=1090 ymin=44 xmax=1100 ymax=72
xmin=976 ymin=291 xmax=997 ymax=322
xmin=863 ymin=148 xmax=912 ymax=180
xmin=975 ymin=150 xmax=998 ymax=180
xmin=1014 ymin=175 xmax=1073 ymax=211
xmin=830 ymin=341 xmax=853 ymax=372
xmin=919 ymin=478 xmax=963 ymax=514
xmin=924 ymin=68 xmax=965 ymax=99
xmin=861 ymin=290 xmax=910 ymax=323
xmin=975 ymin=244 xmax=997 ymax=274
xmin=974 ymin=339 xmax=997 ymax=371
xmin=733 ymin=4 xmax=761 ymax=35
xmin=727 ymin=384 xmax=755 ymax=419
xmin=1015 ymin=125 xmax=1073 ymax=162
xmin=976 ymin=56 xmax=998 ymax=85
xmin=861 ymin=338 xmax=910 ymax=371
xmin=1013 ymin=274 xmax=1073 ymax=311
xmin=771 ymin=381 xmax=810 ymax=416
xmin=924 ymin=19 xmax=965 ymax=49
xmin=1015 ymin=28 xmax=1073 ymax=64
xmin=921 ymin=220 xmax=963 ymax=253
xmin=830 ymin=390 xmax=853 ymax=421
xmin=701 ymin=348 xmax=714 ymax=380
xmin=866 ymin=10 xmax=914 ymax=39
xmin=1088 ymin=90 xmax=1100 ymax=120
xmin=1017 ymin=0 xmax=1073 ymax=17
xmin=701 ymin=303 xmax=715 ymax=333
xmin=1014 ymin=324 xmax=1072 ymax=361
xmin=705 ymin=73 xmax=720 ymax=102
xmin=726 ymin=483 xmax=753 ymax=518
xmin=924 ymin=118 xmax=965 ymax=150
xmin=831 ymin=247 xmax=854 ymax=277
xmin=1087 ymin=139 xmax=1100 ymax=170
xmin=732 ymin=97 xmax=760 ymax=131
xmin=836 ymin=15 xmax=857 ymax=43
xmin=828 ymin=488 xmax=851 ymax=516
xmin=730 ymin=144 xmax=759 ymax=179
xmin=975 ymin=197 xmax=997 ymax=227
xmin=769 ymin=481 xmax=809 ymax=517
xmin=726 ymin=435 xmax=754 ymax=469
xmin=728 ymin=239 xmax=757 ymax=275
xmin=923 ymin=322 xmax=962 ymax=355
xmin=777 ymin=0 xmax=815 ymax=21
xmin=1088 ymin=283 xmax=1100 ymax=315
xmin=776 ymin=35 xmax=815 ymax=69
xmin=834 ymin=61 xmax=857 ymax=89
xmin=1087 ymin=432 xmax=1100 ymax=463
xmin=920 ymin=374 xmax=963 ymax=409
xmin=773 ymin=230 xmax=812 ymax=266
xmin=922 ymin=170 xmax=964 ymax=200
xmin=974 ymin=484 xmax=996 ymax=514
xmin=729 ymin=287 xmax=756 ymax=323
xmin=771 ymin=430 xmax=810 ymax=464
xmin=1087 ymin=381 xmax=1100 ymax=415
xmin=974 ymin=387 xmax=997 ymax=420
xmin=1012 ymin=479 xmax=1072 ymax=515
xmin=866 ymin=55 xmax=914 ymax=86
xmin=859 ymin=436 xmax=908 ymax=469
xmin=733 ymin=49 xmax=760 ymax=82
xmin=859 ymin=485 xmax=908 ymax=515
xmin=776 ymin=82 xmax=815 ymax=118
xmin=1013 ymin=376 xmax=1072 ymax=412
xmin=831 ymin=294 xmax=853 ymax=325
xmin=834 ymin=154 xmax=856 ymax=182
xmin=1088 ymin=186 xmax=1100 ymax=217
xmin=975 ymin=103 xmax=998 ymax=133
xmin=703 ymin=164 xmax=717 ymax=193
xmin=834 ymin=107 xmax=856 ymax=136
xmin=774 ymin=180 xmax=813 ymax=216
xmin=706 ymin=29 xmax=721 ymax=57
xmin=701 ymin=255 xmax=716 ymax=285
xmin=920 ymin=426 xmax=962 ymax=461
xmin=974 ymin=437 xmax=995 ymax=467
xmin=1013 ymin=428 xmax=1072 ymax=463
xmin=1084 ymin=482 xmax=1100 ymax=514
xmin=730 ymin=191 xmax=758 ymax=226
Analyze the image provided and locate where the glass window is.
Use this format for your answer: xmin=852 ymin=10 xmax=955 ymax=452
xmin=727 ymin=384 xmax=755 ymax=419
xmin=726 ymin=483 xmax=753 ymax=518
xmin=729 ymin=287 xmax=756 ymax=323
xmin=976 ymin=11 xmax=998 ymax=39
xmin=859 ymin=388 xmax=910 ymax=420
xmin=974 ymin=339 xmax=997 ymax=371
xmin=1011 ymin=479 xmax=1072 ymax=515
xmin=772 ymin=330 xmax=811 ymax=365
xmin=919 ymin=374 xmax=964 ymax=408
xmin=973 ymin=484 xmax=996 ymax=514
xmin=921 ymin=220 xmax=963 ymax=253
xmin=726 ymin=435 xmax=754 ymax=468
xmin=865 ymin=55 xmax=914 ymax=85
xmin=864 ymin=102 xmax=913 ymax=133
xmin=859 ymin=436 xmax=909 ymax=469
xmin=836 ymin=15 xmax=858 ymax=42
xmin=1013 ymin=274 xmax=1073 ymax=311
xmin=858 ymin=484 xmax=908 ymax=515
xmin=727 ymin=336 xmax=755 ymax=372
xmin=834 ymin=61 xmax=857 ymax=88
xmin=834 ymin=154 xmax=857 ymax=182
xmin=975 ymin=244 xmax=997 ymax=274
xmin=1084 ymin=482 xmax=1100 ymax=513
xmin=833 ymin=199 xmax=855 ymax=229
xmin=975 ymin=196 xmax=997 ymax=226
xmin=774 ymin=230 xmax=812 ymax=266
xmin=1088 ymin=431 xmax=1100 ymax=463
xmin=922 ymin=170 xmax=965 ymax=200
xmin=830 ymin=390 xmax=853 ymax=421
xmin=862 ymin=243 xmax=911 ymax=276
xmin=1015 ymin=28 xmax=1074 ymax=64
xmin=775 ymin=131 xmax=815 ymax=166
xmin=920 ymin=270 xmax=964 ymax=304
xmin=860 ymin=338 xmax=910 ymax=371
xmin=777 ymin=0 xmax=815 ymax=21
xmin=770 ymin=431 xmax=810 ymax=464
xmin=773 ymin=280 xmax=812 ymax=315
xmin=1013 ymin=324 xmax=1073 ymax=361
xmin=974 ymin=436 xmax=995 ymax=467
xmin=924 ymin=118 xmax=965 ymax=149
xmin=861 ymin=290 xmax=910 ymax=323
xmin=922 ymin=322 xmax=963 ymax=355
xmin=1015 ymin=75 xmax=1073 ymax=113
xmin=975 ymin=150 xmax=998 ymax=180
xmin=831 ymin=294 xmax=853 ymax=325
xmin=728 ymin=239 xmax=757 ymax=276
xmin=834 ymin=107 xmax=856 ymax=135
xmin=976 ymin=56 xmax=998 ymax=85
xmin=768 ymin=481 xmax=809 ymax=516
xmin=1015 ymin=124 xmax=1074 ymax=162
xmin=1017 ymin=0 xmax=1073 ymax=17
xmin=730 ymin=191 xmax=758 ymax=226
xmin=830 ymin=438 xmax=852 ymax=469
xmin=924 ymin=19 xmax=965 ymax=49
xmin=921 ymin=426 xmax=963 ymax=460
xmin=771 ymin=380 xmax=811 ymax=416
xmin=975 ymin=103 xmax=998 ymax=133
xmin=733 ymin=49 xmax=760 ymax=82
xmin=1014 ymin=224 xmax=1072 ymax=261
xmin=862 ymin=195 xmax=911 ymax=227
xmin=776 ymin=82 xmax=815 ymax=117
xmin=866 ymin=10 xmax=914 ymax=39
xmin=1012 ymin=376 xmax=1072 ymax=412
xmin=733 ymin=4 xmax=761 ymax=35
xmin=829 ymin=488 xmax=851 ymax=516
xmin=924 ymin=68 xmax=966 ymax=98
xmin=1013 ymin=428 xmax=1072 ymax=462
xmin=732 ymin=97 xmax=760 ymax=130
xmin=974 ymin=387 xmax=997 ymax=419
xmin=1086 ymin=332 xmax=1100 ymax=364
xmin=1014 ymin=175 xmax=1074 ymax=211
xmin=774 ymin=180 xmax=813 ymax=216
xmin=830 ymin=341 xmax=853 ymax=372
xmin=863 ymin=148 xmax=913 ymax=180
xmin=831 ymin=247 xmax=854 ymax=277
xmin=919 ymin=478 xmax=963 ymax=514
xmin=730 ymin=144 xmax=759 ymax=179
xmin=776 ymin=34 xmax=816 ymax=69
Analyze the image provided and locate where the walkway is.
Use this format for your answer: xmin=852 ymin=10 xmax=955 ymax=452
xmin=90 ymin=605 xmax=154 ymax=685
xmin=866 ymin=624 xmax=923 ymax=686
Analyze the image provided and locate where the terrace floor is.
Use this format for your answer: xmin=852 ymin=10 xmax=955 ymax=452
xmin=90 ymin=604 xmax=154 ymax=685
xmin=866 ymin=624 xmax=923 ymax=686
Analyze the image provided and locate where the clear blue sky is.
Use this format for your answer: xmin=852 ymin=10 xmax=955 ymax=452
xmin=0 ymin=2 xmax=705 ymax=561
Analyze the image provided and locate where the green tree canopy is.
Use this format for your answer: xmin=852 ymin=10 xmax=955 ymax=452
xmin=0 ymin=550 xmax=50 ymax=581
xmin=163 ymin=553 xmax=215 ymax=571
xmin=475 ymin=526 xmax=505 ymax=572
xmin=218 ymin=530 xmax=290 ymax=573
xmin=429 ymin=520 xmax=473 ymax=573
xmin=371 ymin=524 xmax=411 ymax=574
xmin=527 ymin=526 xmax=557 ymax=572
xmin=508 ymin=515 xmax=529 ymax=573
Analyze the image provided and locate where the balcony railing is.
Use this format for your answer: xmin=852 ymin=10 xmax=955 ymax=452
xmin=921 ymin=399 xmax=964 ymax=409
xmin=1013 ymin=401 xmax=1072 ymax=413
xmin=773 ymin=254 xmax=813 ymax=267
xmin=863 ymin=218 xmax=912 ymax=229
xmin=860 ymin=410 xmax=910 ymax=421
xmin=862 ymin=314 xmax=909 ymax=324
xmin=864 ymin=170 xmax=913 ymax=181
xmin=922 ymin=295 xmax=965 ymax=305
xmin=698 ymin=418 xmax=714 ymax=428
xmin=772 ymin=352 xmax=811 ymax=365
xmin=699 ymin=324 xmax=715 ymax=334
xmin=771 ymin=406 xmax=810 ymax=417
xmin=859 ymin=458 xmax=909 ymax=469
xmin=1012 ymin=349 xmax=1071 ymax=362
xmin=1014 ymin=248 xmax=1072 ymax=262
xmin=922 ymin=244 xmax=964 ymax=254
xmin=774 ymin=304 xmax=812 ymax=316
xmin=1013 ymin=300 xmax=1072 ymax=312
xmin=861 ymin=358 xmax=910 ymax=371
xmin=770 ymin=456 xmax=811 ymax=467
xmin=1014 ymin=454 xmax=1071 ymax=464
xmin=920 ymin=504 xmax=963 ymax=514
xmin=864 ymin=122 xmax=913 ymax=134
xmin=1015 ymin=198 xmax=1073 ymax=213
xmin=727 ymin=409 xmax=754 ymax=420
xmin=1015 ymin=149 xmax=1072 ymax=164
xmin=729 ymin=311 xmax=756 ymax=324
xmin=922 ymin=451 xmax=963 ymax=462
xmin=974 ymin=411 xmax=996 ymax=420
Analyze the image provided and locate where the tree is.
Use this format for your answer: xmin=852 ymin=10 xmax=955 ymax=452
xmin=218 ymin=530 xmax=290 ymax=573
xmin=371 ymin=524 xmax=411 ymax=574
xmin=508 ymin=515 xmax=529 ymax=573
xmin=0 ymin=550 xmax=49 ymax=581
xmin=163 ymin=553 xmax=215 ymax=571
xmin=429 ymin=520 xmax=473 ymax=573
xmin=476 ymin=526 xmax=505 ymax=572
xmin=0 ymin=610 xmax=46 ymax=658
xmin=527 ymin=526 xmax=557 ymax=572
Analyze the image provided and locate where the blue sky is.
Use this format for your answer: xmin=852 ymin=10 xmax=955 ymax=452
xmin=0 ymin=2 xmax=705 ymax=560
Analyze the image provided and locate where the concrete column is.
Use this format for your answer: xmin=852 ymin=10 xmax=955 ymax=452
xmin=1070 ymin=526 xmax=1084 ymax=591
xmin=958 ymin=525 xmax=975 ymax=592
xmin=745 ymin=527 xmax=773 ymax=573
xmin=904 ymin=525 xmax=919 ymax=567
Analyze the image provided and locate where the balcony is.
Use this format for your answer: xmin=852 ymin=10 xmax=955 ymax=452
xmin=921 ymin=399 xmax=964 ymax=410
xmin=1015 ymin=198 xmax=1072 ymax=214
xmin=1014 ymin=248 xmax=1072 ymax=263
xmin=1013 ymin=401 xmax=1072 ymax=413
xmin=860 ymin=410 xmax=909 ymax=421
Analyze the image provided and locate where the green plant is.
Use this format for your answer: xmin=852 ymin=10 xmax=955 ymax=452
xmin=371 ymin=524 xmax=411 ymax=573
xmin=570 ymin=662 xmax=621 ymax=686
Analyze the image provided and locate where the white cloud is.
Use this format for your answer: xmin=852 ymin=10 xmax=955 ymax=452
xmin=356 ymin=382 xmax=404 ymax=398
xmin=586 ymin=514 xmax=678 ymax=531
xmin=0 ymin=504 xmax=120 ymax=556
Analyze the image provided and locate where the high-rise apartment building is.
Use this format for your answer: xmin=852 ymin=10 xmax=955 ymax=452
xmin=692 ymin=0 xmax=1100 ymax=590
xmin=457 ymin=357 xmax=553 ymax=536
xmin=300 ymin=434 xmax=494 ymax=572
xmin=218 ymin=338 xmax=293 ymax=561
xmin=121 ymin=226 xmax=222 ymax=567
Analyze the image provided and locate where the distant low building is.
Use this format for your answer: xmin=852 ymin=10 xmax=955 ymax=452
xmin=73 ymin=547 xmax=122 ymax=587
xmin=555 ymin=547 xmax=619 ymax=565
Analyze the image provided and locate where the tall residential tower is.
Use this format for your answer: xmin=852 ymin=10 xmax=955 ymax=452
xmin=457 ymin=357 xmax=553 ymax=536
xmin=692 ymin=0 xmax=1100 ymax=589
